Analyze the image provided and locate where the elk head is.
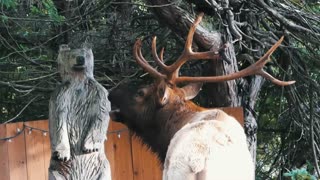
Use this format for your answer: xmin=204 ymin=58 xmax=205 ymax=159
xmin=108 ymin=13 xmax=295 ymax=161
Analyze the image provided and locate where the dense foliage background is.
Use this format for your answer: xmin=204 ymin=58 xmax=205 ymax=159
xmin=0 ymin=0 xmax=319 ymax=179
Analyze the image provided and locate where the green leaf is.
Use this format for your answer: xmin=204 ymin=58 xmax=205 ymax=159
xmin=30 ymin=6 xmax=41 ymax=14
xmin=0 ymin=0 xmax=17 ymax=8
xmin=283 ymin=168 xmax=317 ymax=180
xmin=0 ymin=15 xmax=9 ymax=23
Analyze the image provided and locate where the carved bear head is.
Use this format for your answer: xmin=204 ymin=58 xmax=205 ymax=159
xmin=57 ymin=44 xmax=94 ymax=82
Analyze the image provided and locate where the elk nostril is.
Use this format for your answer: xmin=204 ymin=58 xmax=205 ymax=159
xmin=76 ymin=56 xmax=85 ymax=65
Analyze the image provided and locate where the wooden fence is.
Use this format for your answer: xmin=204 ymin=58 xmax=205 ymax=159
xmin=0 ymin=107 xmax=243 ymax=180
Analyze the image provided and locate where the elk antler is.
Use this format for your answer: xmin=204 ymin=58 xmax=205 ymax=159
xmin=134 ymin=13 xmax=220 ymax=83
xmin=175 ymin=36 xmax=296 ymax=86
xmin=133 ymin=13 xmax=295 ymax=86
xmin=133 ymin=39 xmax=166 ymax=79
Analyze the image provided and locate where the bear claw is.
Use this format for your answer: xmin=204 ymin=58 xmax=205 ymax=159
xmin=53 ymin=151 xmax=70 ymax=162
xmin=82 ymin=141 xmax=102 ymax=153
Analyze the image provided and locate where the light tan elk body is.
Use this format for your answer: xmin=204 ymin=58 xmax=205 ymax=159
xmin=109 ymin=13 xmax=295 ymax=180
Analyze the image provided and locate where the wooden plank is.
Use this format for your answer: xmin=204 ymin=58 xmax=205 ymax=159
xmin=6 ymin=122 xmax=28 ymax=180
xmin=105 ymin=122 xmax=116 ymax=179
xmin=131 ymin=136 xmax=162 ymax=180
xmin=38 ymin=120 xmax=50 ymax=180
xmin=0 ymin=124 xmax=10 ymax=180
xmin=220 ymin=107 xmax=244 ymax=126
xmin=25 ymin=120 xmax=46 ymax=180
xmin=105 ymin=121 xmax=134 ymax=180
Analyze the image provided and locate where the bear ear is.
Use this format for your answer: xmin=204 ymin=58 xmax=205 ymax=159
xmin=81 ymin=42 xmax=93 ymax=50
xmin=59 ymin=44 xmax=70 ymax=52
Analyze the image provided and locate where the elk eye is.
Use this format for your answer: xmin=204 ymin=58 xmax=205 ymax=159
xmin=136 ymin=89 xmax=145 ymax=97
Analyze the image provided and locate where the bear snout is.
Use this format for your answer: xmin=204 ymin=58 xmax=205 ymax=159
xmin=76 ymin=56 xmax=85 ymax=65
xmin=72 ymin=56 xmax=86 ymax=71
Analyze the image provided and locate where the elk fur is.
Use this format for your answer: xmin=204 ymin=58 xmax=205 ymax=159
xmin=163 ymin=110 xmax=254 ymax=180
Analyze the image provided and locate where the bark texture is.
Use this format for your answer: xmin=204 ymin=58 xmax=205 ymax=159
xmin=48 ymin=45 xmax=111 ymax=180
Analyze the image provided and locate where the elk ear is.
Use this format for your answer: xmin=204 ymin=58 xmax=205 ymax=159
xmin=156 ymin=81 xmax=170 ymax=106
xmin=181 ymin=83 xmax=203 ymax=100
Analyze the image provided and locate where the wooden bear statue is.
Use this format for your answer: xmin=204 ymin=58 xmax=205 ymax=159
xmin=48 ymin=44 xmax=111 ymax=180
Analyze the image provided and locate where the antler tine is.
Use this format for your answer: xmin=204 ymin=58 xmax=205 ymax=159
xmin=182 ymin=13 xmax=220 ymax=60
xmin=159 ymin=47 xmax=164 ymax=62
xmin=258 ymin=70 xmax=295 ymax=86
xmin=167 ymin=13 xmax=205 ymax=73
xmin=165 ymin=13 xmax=220 ymax=83
xmin=254 ymin=36 xmax=295 ymax=86
xmin=175 ymin=36 xmax=295 ymax=86
xmin=133 ymin=39 xmax=166 ymax=79
xmin=184 ymin=13 xmax=204 ymax=53
xmin=151 ymin=36 xmax=170 ymax=73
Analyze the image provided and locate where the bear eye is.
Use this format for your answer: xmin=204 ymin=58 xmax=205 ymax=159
xmin=136 ymin=89 xmax=145 ymax=97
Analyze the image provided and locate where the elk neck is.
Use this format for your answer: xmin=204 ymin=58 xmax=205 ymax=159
xmin=143 ymin=98 xmax=207 ymax=163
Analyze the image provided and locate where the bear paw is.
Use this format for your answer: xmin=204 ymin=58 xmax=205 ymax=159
xmin=82 ymin=141 xmax=102 ymax=153
xmin=52 ymin=149 xmax=71 ymax=162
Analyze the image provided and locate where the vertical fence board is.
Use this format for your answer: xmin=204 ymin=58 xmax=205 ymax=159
xmin=39 ymin=120 xmax=50 ymax=180
xmin=105 ymin=122 xmax=134 ymax=180
xmin=0 ymin=124 xmax=10 ymax=180
xmin=6 ymin=122 xmax=28 ymax=180
xmin=131 ymin=136 xmax=162 ymax=180
xmin=105 ymin=128 xmax=116 ymax=180
xmin=25 ymin=121 xmax=46 ymax=180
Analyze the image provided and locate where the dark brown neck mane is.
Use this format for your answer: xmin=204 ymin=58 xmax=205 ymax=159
xmin=133 ymin=100 xmax=209 ymax=163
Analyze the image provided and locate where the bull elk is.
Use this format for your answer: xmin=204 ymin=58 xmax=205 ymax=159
xmin=109 ymin=13 xmax=295 ymax=180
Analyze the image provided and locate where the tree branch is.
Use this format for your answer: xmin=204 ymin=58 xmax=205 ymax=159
xmin=0 ymin=80 xmax=53 ymax=92
xmin=256 ymin=0 xmax=320 ymax=45
xmin=147 ymin=0 xmax=222 ymax=51
xmin=3 ymin=95 xmax=39 ymax=124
